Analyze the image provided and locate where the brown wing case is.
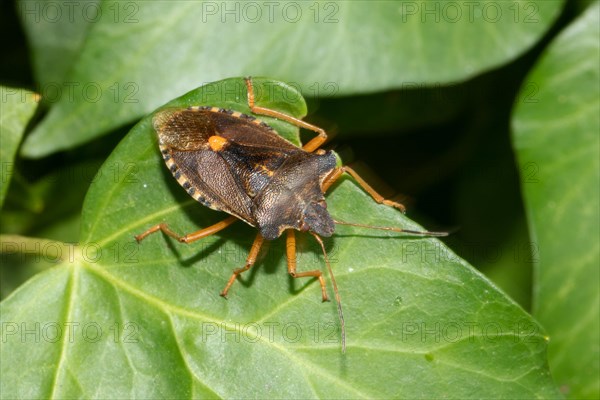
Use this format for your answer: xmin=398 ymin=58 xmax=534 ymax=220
xmin=152 ymin=107 xmax=305 ymax=227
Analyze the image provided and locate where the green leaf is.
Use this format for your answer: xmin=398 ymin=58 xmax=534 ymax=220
xmin=17 ymin=0 xmax=102 ymax=87
xmin=2 ymin=78 xmax=559 ymax=398
xmin=512 ymin=3 xmax=600 ymax=398
xmin=0 ymin=159 xmax=102 ymax=299
xmin=0 ymin=87 xmax=38 ymax=207
xmin=20 ymin=0 xmax=564 ymax=158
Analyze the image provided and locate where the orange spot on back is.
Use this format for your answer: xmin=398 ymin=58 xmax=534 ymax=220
xmin=208 ymin=136 xmax=228 ymax=152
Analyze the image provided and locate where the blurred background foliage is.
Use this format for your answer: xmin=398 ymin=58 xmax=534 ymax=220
xmin=1 ymin=0 xmax=598 ymax=398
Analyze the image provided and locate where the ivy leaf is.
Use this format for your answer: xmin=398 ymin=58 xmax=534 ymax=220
xmin=16 ymin=0 xmax=102 ymax=87
xmin=0 ymin=87 xmax=38 ymax=207
xmin=512 ymin=3 xmax=600 ymax=398
xmin=20 ymin=0 xmax=564 ymax=157
xmin=2 ymin=78 xmax=559 ymax=398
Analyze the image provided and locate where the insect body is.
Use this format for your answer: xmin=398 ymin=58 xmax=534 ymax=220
xmin=136 ymin=78 xmax=446 ymax=351
xmin=153 ymin=105 xmax=337 ymax=240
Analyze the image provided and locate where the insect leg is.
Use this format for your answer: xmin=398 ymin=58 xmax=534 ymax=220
xmin=220 ymin=233 xmax=264 ymax=298
xmin=244 ymin=77 xmax=328 ymax=153
xmin=135 ymin=216 xmax=237 ymax=244
xmin=322 ymin=166 xmax=406 ymax=213
xmin=286 ymin=230 xmax=329 ymax=302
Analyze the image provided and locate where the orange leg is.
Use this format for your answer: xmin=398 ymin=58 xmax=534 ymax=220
xmin=220 ymin=233 xmax=264 ymax=298
xmin=286 ymin=230 xmax=329 ymax=302
xmin=245 ymin=77 xmax=327 ymax=152
xmin=135 ymin=216 xmax=238 ymax=244
xmin=322 ymin=166 xmax=406 ymax=213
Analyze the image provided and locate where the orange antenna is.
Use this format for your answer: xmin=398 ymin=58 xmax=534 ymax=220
xmin=333 ymin=219 xmax=448 ymax=237
xmin=311 ymin=232 xmax=346 ymax=353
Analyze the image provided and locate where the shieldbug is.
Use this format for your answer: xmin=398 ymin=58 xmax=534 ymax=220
xmin=135 ymin=77 xmax=446 ymax=351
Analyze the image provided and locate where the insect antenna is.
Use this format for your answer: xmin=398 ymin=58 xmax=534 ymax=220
xmin=333 ymin=219 xmax=448 ymax=237
xmin=311 ymin=232 xmax=346 ymax=353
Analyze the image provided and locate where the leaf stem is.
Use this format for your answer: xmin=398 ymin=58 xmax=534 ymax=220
xmin=0 ymin=234 xmax=75 ymax=262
